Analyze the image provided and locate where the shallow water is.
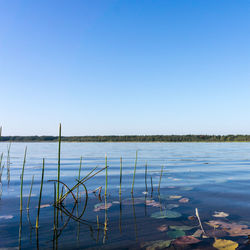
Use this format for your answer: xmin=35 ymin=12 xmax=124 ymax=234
xmin=1 ymin=142 xmax=250 ymax=249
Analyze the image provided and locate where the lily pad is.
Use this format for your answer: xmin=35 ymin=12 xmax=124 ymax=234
xmin=213 ymin=211 xmax=229 ymax=218
xmin=0 ymin=215 xmax=13 ymax=220
xmin=141 ymin=240 xmax=172 ymax=249
xmin=94 ymin=203 xmax=112 ymax=212
xmin=213 ymin=239 xmax=238 ymax=250
xmin=166 ymin=204 xmax=179 ymax=209
xmin=181 ymin=187 xmax=193 ymax=191
xmin=192 ymin=229 xmax=203 ymax=238
xmin=169 ymin=195 xmax=182 ymax=199
xmin=146 ymin=199 xmax=161 ymax=208
xmin=151 ymin=210 xmax=182 ymax=219
xmin=179 ymin=198 xmax=189 ymax=203
xmin=167 ymin=230 xmax=185 ymax=239
xmin=37 ymin=204 xmax=51 ymax=208
xmin=157 ymin=224 xmax=168 ymax=232
xmin=169 ymin=225 xmax=194 ymax=231
xmin=173 ymin=236 xmax=200 ymax=245
xmin=207 ymin=220 xmax=250 ymax=236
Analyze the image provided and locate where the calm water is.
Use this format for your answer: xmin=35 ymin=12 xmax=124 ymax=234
xmin=1 ymin=142 xmax=250 ymax=249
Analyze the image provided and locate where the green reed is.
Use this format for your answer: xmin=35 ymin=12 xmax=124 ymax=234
xmin=158 ymin=165 xmax=164 ymax=193
xmin=0 ymin=153 xmax=4 ymax=183
xmin=36 ymin=158 xmax=45 ymax=228
xmin=150 ymin=176 xmax=153 ymax=193
xmin=77 ymin=156 xmax=82 ymax=200
xmin=26 ymin=175 xmax=34 ymax=210
xmin=131 ymin=151 xmax=138 ymax=194
xmin=105 ymin=154 xmax=108 ymax=197
xmin=7 ymin=143 xmax=11 ymax=185
xmin=53 ymin=183 xmax=56 ymax=231
xmin=145 ymin=161 xmax=148 ymax=192
xmin=119 ymin=157 xmax=122 ymax=196
xmin=57 ymin=123 xmax=61 ymax=203
xmin=20 ymin=147 xmax=27 ymax=211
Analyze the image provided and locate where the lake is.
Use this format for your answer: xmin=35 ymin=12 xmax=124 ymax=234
xmin=1 ymin=142 xmax=250 ymax=249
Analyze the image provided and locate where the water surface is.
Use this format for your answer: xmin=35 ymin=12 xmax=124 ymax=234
xmin=1 ymin=142 xmax=250 ymax=249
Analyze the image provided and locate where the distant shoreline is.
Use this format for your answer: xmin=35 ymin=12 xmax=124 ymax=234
xmin=1 ymin=135 xmax=250 ymax=143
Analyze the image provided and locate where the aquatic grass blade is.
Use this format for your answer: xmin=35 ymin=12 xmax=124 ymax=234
xmin=20 ymin=147 xmax=27 ymax=211
xmin=131 ymin=151 xmax=138 ymax=193
xmin=27 ymin=175 xmax=34 ymax=210
xmin=36 ymin=158 xmax=45 ymax=228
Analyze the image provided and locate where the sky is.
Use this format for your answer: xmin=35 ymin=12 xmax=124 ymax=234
xmin=0 ymin=0 xmax=249 ymax=136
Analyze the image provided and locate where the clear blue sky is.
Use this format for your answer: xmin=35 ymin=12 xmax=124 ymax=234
xmin=0 ymin=1 xmax=249 ymax=136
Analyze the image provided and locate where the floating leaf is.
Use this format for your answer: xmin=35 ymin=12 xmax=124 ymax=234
xmin=37 ymin=204 xmax=50 ymax=209
xmin=141 ymin=240 xmax=172 ymax=249
xmin=169 ymin=225 xmax=194 ymax=231
xmin=146 ymin=199 xmax=161 ymax=208
xmin=207 ymin=220 xmax=250 ymax=236
xmin=157 ymin=224 xmax=168 ymax=232
xmin=213 ymin=211 xmax=229 ymax=218
xmin=192 ymin=229 xmax=203 ymax=238
xmin=169 ymin=195 xmax=182 ymax=199
xmin=94 ymin=203 xmax=112 ymax=212
xmin=166 ymin=204 xmax=179 ymax=209
xmin=179 ymin=198 xmax=189 ymax=203
xmin=205 ymin=229 xmax=227 ymax=238
xmin=167 ymin=230 xmax=185 ymax=239
xmin=173 ymin=236 xmax=200 ymax=245
xmin=151 ymin=210 xmax=181 ymax=219
xmin=181 ymin=187 xmax=193 ymax=191
xmin=213 ymin=239 xmax=238 ymax=250
xmin=0 ymin=215 xmax=13 ymax=220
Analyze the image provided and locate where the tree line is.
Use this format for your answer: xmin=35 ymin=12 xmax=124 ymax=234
xmin=1 ymin=135 xmax=250 ymax=142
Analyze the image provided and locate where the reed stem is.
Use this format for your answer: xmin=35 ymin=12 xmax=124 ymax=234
xmin=150 ymin=176 xmax=153 ymax=194
xmin=105 ymin=154 xmax=107 ymax=197
xmin=57 ymin=123 xmax=61 ymax=203
xmin=158 ymin=165 xmax=164 ymax=193
xmin=145 ymin=161 xmax=148 ymax=192
xmin=20 ymin=147 xmax=27 ymax=211
xmin=36 ymin=158 xmax=45 ymax=228
xmin=131 ymin=151 xmax=138 ymax=193
xmin=119 ymin=157 xmax=122 ymax=196
xmin=77 ymin=156 xmax=82 ymax=200
xmin=27 ymin=175 xmax=34 ymax=210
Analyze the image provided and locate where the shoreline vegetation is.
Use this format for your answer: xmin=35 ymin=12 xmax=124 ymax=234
xmin=1 ymin=135 xmax=250 ymax=142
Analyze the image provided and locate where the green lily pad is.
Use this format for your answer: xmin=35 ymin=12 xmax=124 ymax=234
xmin=169 ymin=225 xmax=194 ymax=231
xmin=151 ymin=210 xmax=182 ymax=219
xmin=141 ymin=240 xmax=172 ymax=249
xmin=167 ymin=230 xmax=185 ymax=239
xmin=181 ymin=187 xmax=193 ymax=191
xmin=166 ymin=204 xmax=179 ymax=209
